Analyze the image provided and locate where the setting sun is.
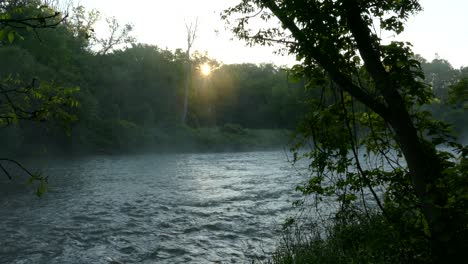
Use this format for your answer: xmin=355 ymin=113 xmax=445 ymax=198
xmin=200 ymin=63 xmax=211 ymax=76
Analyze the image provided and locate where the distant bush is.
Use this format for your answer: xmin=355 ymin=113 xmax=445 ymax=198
xmin=219 ymin=123 xmax=247 ymax=135
xmin=86 ymin=119 xmax=152 ymax=152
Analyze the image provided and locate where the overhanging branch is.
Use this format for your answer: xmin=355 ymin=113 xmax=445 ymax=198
xmin=260 ymin=0 xmax=390 ymax=120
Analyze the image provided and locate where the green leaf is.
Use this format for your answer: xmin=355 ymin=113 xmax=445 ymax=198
xmin=0 ymin=29 xmax=5 ymax=41
xmin=8 ymin=30 xmax=15 ymax=43
xmin=27 ymin=176 xmax=35 ymax=185
xmin=35 ymin=180 xmax=48 ymax=197
xmin=0 ymin=13 xmax=11 ymax=19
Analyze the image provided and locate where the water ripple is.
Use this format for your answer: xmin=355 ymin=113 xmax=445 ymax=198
xmin=0 ymin=150 xmax=307 ymax=263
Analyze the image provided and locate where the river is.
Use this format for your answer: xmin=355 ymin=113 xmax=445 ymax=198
xmin=0 ymin=150 xmax=308 ymax=263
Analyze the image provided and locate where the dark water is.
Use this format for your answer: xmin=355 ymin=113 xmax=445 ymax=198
xmin=0 ymin=151 xmax=307 ymax=263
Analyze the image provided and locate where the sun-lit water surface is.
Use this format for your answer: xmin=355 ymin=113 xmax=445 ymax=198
xmin=0 ymin=150 xmax=309 ymax=263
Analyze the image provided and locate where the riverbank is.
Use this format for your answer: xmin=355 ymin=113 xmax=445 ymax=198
xmin=264 ymin=209 xmax=441 ymax=264
xmin=0 ymin=124 xmax=293 ymax=158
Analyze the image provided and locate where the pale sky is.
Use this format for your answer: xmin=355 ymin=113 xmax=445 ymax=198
xmin=79 ymin=0 xmax=468 ymax=68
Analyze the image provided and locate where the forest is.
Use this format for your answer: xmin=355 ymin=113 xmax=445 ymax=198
xmin=0 ymin=3 xmax=466 ymax=156
xmin=0 ymin=3 xmax=311 ymax=155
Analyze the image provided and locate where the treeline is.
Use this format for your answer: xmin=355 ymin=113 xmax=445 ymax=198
xmin=418 ymin=55 xmax=468 ymax=141
xmin=0 ymin=2 xmax=466 ymax=155
xmin=0 ymin=2 xmax=308 ymax=154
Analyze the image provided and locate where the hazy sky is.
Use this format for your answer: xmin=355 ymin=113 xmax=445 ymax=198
xmin=79 ymin=0 xmax=468 ymax=68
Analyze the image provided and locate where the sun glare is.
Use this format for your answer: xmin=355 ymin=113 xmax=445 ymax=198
xmin=201 ymin=63 xmax=211 ymax=76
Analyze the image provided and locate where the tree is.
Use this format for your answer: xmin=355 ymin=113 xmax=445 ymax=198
xmin=96 ymin=16 xmax=135 ymax=55
xmin=65 ymin=5 xmax=99 ymax=44
xmin=223 ymin=0 xmax=467 ymax=261
xmin=181 ymin=18 xmax=198 ymax=124
xmin=0 ymin=0 xmax=78 ymax=195
xmin=421 ymin=56 xmax=459 ymax=102
xmin=448 ymin=78 xmax=468 ymax=107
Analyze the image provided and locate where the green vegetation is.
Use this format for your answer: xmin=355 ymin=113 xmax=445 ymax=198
xmin=224 ymin=0 xmax=468 ymax=262
xmin=0 ymin=1 xmax=308 ymax=156
xmin=0 ymin=0 xmax=76 ymax=195
xmin=421 ymin=57 xmax=468 ymax=142
xmin=271 ymin=212 xmax=434 ymax=264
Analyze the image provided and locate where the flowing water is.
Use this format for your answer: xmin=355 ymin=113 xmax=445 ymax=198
xmin=0 ymin=150 xmax=309 ymax=263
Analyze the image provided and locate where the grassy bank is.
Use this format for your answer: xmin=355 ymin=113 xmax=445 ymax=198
xmin=152 ymin=125 xmax=291 ymax=153
xmin=91 ymin=123 xmax=292 ymax=154
xmin=0 ymin=122 xmax=292 ymax=157
xmin=265 ymin=211 xmax=433 ymax=264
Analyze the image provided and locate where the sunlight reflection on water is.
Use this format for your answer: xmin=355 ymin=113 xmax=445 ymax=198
xmin=0 ymin=150 xmax=309 ymax=263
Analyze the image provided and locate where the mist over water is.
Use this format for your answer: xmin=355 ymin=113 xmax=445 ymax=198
xmin=0 ymin=151 xmax=308 ymax=263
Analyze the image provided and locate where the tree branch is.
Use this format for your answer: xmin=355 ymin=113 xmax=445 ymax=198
xmin=260 ymin=0 xmax=390 ymax=120
xmin=0 ymin=12 xmax=66 ymax=29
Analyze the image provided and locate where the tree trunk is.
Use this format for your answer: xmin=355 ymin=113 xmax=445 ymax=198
xmin=181 ymin=19 xmax=197 ymax=124
xmin=385 ymin=92 xmax=449 ymax=260
xmin=342 ymin=1 xmax=449 ymax=259
xmin=181 ymin=51 xmax=191 ymax=124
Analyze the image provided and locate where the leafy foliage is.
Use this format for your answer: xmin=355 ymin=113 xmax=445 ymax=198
xmin=0 ymin=0 xmax=65 ymax=44
xmin=0 ymin=0 xmax=77 ymax=196
xmin=0 ymin=2 xmax=309 ymax=157
xmin=0 ymin=77 xmax=79 ymax=128
xmin=223 ymin=0 xmax=468 ymax=261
